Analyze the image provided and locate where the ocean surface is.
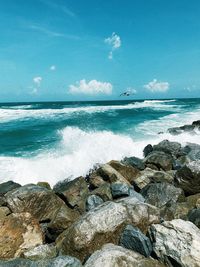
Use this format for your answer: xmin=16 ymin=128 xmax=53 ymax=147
xmin=0 ymin=98 xmax=200 ymax=186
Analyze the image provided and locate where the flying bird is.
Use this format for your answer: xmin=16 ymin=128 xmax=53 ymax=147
xmin=120 ymin=88 xmax=136 ymax=97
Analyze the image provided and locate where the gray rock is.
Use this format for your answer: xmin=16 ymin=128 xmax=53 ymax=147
xmin=149 ymin=219 xmax=200 ymax=267
xmin=153 ymin=140 xmax=181 ymax=157
xmin=144 ymin=151 xmax=173 ymax=171
xmin=141 ymin=182 xmax=185 ymax=209
xmin=92 ymin=183 xmax=112 ymax=201
xmin=188 ymin=208 xmax=200 ymax=228
xmin=143 ymin=144 xmax=153 ymax=157
xmin=119 ymin=225 xmax=152 ymax=257
xmin=86 ymin=195 xmax=104 ymax=211
xmin=111 ymin=183 xmax=130 ymax=198
xmin=56 ymin=197 xmax=160 ymax=262
xmin=84 ymin=244 xmax=166 ymax=267
xmin=0 ymin=181 xmax=21 ymax=196
xmin=122 ymin=156 xmax=145 ymax=170
xmin=23 ymin=244 xmax=57 ymax=260
xmin=182 ymin=143 xmax=200 ymax=161
xmin=129 ymin=188 xmax=145 ymax=202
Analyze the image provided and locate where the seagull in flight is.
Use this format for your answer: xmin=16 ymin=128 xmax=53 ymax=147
xmin=120 ymin=88 xmax=136 ymax=97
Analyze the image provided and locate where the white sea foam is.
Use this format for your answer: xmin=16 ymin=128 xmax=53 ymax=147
xmin=0 ymin=100 xmax=178 ymax=123
xmin=0 ymin=123 xmax=199 ymax=186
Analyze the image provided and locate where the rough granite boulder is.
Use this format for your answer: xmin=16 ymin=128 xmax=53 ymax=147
xmin=110 ymin=182 xmax=130 ymax=199
xmin=121 ymin=156 xmax=146 ymax=170
xmin=0 ymin=181 xmax=21 ymax=197
xmin=53 ymin=177 xmax=89 ymax=213
xmin=182 ymin=143 xmax=200 ymax=161
xmin=152 ymin=140 xmax=182 ymax=157
xmin=0 ymin=212 xmax=44 ymax=259
xmin=56 ymin=197 xmax=160 ymax=262
xmin=84 ymin=244 xmax=166 ymax=267
xmin=144 ymin=151 xmax=173 ymax=171
xmin=188 ymin=208 xmax=200 ymax=228
xmin=149 ymin=219 xmax=200 ymax=267
xmin=23 ymin=244 xmax=57 ymax=260
xmin=86 ymin=195 xmax=104 ymax=211
xmin=92 ymin=183 xmax=112 ymax=201
xmin=119 ymin=225 xmax=152 ymax=257
xmin=175 ymin=161 xmax=200 ymax=195
xmin=5 ymin=184 xmax=77 ymax=224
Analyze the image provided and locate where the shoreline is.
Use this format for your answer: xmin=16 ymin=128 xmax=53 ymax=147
xmin=0 ymin=121 xmax=200 ymax=266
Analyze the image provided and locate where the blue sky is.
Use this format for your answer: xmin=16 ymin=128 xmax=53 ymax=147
xmin=0 ymin=0 xmax=200 ymax=102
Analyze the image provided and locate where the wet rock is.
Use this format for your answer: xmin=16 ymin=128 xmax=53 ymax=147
xmin=168 ymin=127 xmax=183 ymax=135
xmin=192 ymin=120 xmax=200 ymax=128
xmin=97 ymin=164 xmax=131 ymax=185
xmin=23 ymin=244 xmax=57 ymax=260
xmin=119 ymin=225 xmax=152 ymax=257
xmin=153 ymin=140 xmax=182 ymax=157
xmin=111 ymin=182 xmax=130 ymax=199
xmin=0 ymin=181 xmax=21 ymax=196
xmin=0 ymin=212 xmax=44 ymax=259
xmin=92 ymin=183 xmax=112 ymax=201
xmin=143 ymin=144 xmax=153 ymax=157
xmin=182 ymin=143 xmax=200 ymax=161
xmin=0 ymin=256 xmax=83 ymax=267
xmin=122 ymin=156 xmax=145 ymax=170
xmin=53 ymin=177 xmax=89 ymax=213
xmin=175 ymin=161 xmax=200 ymax=195
xmin=37 ymin=182 xmax=51 ymax=190
xmin=109 ymin=160 xmax=140 ymax=184
xmin=86 ymin=195 xmax=104 ymax=211
xmin=144 ymin=151 xmax=173 ymax=171
xmin=84 ymin=244 xmax=166 ymax=267
xmin=188 ymin=208 xmax=200 ymax=228
xmin=149 ymin=219 xmax=200 ymax=267
xmin=56 ymin=197 xmax=160 ymax=262
xmin=141 ymin=182 xmax=185 ymax=209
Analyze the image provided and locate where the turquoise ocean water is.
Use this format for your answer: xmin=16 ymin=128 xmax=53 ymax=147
xmin=0 ymin=98 xmax=199 ymax=185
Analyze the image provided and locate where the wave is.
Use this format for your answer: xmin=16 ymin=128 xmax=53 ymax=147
xmin=0 ymin=100 xmax=179 ymax=123
xmin=0 ymin=125 xmax=199 ymax=186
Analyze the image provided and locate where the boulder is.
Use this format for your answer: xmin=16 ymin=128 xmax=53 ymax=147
xmin=149 ymin=219 xmax=200 ymax=267
xmin=108 ymin=160 xmax=140 ymax=184
xmin=23 ymin=244 xmax=57 ymax=260
xmin=110 ymin=183 xmax=130 ymax=199
xmin=56 ymin=197 xmax=160 ymax=262
xmin=97 ymin=164 xmax=131 ymax=185
xmin=141 ymin=182 xmax=185 ymax=209
xmin=153 ymin=140 xmax=182 ymax=157
xmin=0 ymin=206 xmax=11 ymax=218
xmin=143 ymin=144 xmax=153 ymax=157
xmin=88 ymin=172 xmax=106 ymax=189
xmin=92 ymin=183 xmax=112 ymax=201
xmin=53 ymin=177 xmax=89 ymax=213
xmin=0 ymin=181 xmax=21 ymax=196
xmin=119 ymin=225 xmax=152 ymax=257
xmin=84 ymin=244 xmax=166 ymax=267
xmin=86 ymin=195 xmax=104 ymax=211
xmin=168 ymin=127 xmax=183 ymax=135
xmin=175 ymin=161 xmax=200 ymax=195
xmin=5 ymin=184 xmax=75 ymax=223
xmin=37 ymin=182 xmax=51 ymax=190
xmin=144 ymin=151 xmax=173 ymax=171
xmin=182 ymin=143 xmax=200 ymax=161
xmin=129 ymin=188 xmax=145 ymax=202
xmin=0 ymin=256 xmax=83 ymax=267
xmin=186 ymin=193 xmax=200 ymax=209
xmin=122 ymin=156 xmax=145 ymax=170
xmin=0 ymin=212 xmax=43 ymax=259
xmin=188 ymin=208 xmax=200 ymax=228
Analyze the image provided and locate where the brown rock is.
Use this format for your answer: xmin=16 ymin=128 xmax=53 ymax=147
xmin=92 ymin=183 xmax=112 ymax=201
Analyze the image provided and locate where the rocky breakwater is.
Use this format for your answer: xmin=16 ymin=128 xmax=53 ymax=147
xmin=0 ymin=139 xmax=200 ymax=266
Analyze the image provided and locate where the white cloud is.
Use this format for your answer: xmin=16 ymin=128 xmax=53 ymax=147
xmin=144 ymin=79 xmax=169 ymax=92
xmin=69 ymin=79 xmax=113 ymax=95
xmin=30 ymin=88 xmax=38 ymax=95
xmin=33 ymin=76 xmax=42 ymax=87
xmin=50 ymin=65 xmax=56 ymax=71
xmin=104 ymin=32 xmax=121 ymax=59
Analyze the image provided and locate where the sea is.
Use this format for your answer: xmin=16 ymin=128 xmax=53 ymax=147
xmin=0 ymin=98 xmax=199 ymax=186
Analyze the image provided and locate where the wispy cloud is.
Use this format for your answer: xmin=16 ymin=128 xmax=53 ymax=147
xmin=29 ymin=24 xmax=80 ymax=40
xmin=69 ymin=79 xmax=113 ymax=95
xmin=104 ymin=32 xmax=121 ymax=60
xmin=33 ymin=76 xmax=42 ymax=87
xmin=50 ymin=65 xmax=56 ymax=71
xmin=144 ymin=79 xmax=170 ymax=93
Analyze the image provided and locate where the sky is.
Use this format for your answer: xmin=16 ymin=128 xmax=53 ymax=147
xmin=0 ymin=0 xmax=200 ymax=102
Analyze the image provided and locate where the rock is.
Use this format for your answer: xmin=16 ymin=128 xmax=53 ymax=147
xmin=122 ymin=156 xmax=145 ymax=170
xmin=168 ymin=126 xmax=183 ymax=135
xmin=0 ymin=256 xmax=83 ymax=267
xmin=188 ymin=208 xmax=200 ymax=228
xmin=144 ymin=151 xmax=173 ymax=171
xmin=0 ymin=212 xmax=44 ymax=259
xmin=175 ymin=161 xmax=200 ymax=195
xmin=141 ymin=182 xmax=185 ymax=209
xmin=143 ymin=144 xmax=153 ymax=157
xmin=86 ymin=195 xmax=104 ymax=211
xmin=153 ymin=140 xmax=182 ymax=157
xmin=149 ymin=219 xmax=200 ymax=267
xmin=88 ymin=172 xmax=106 ymax=189
xmin=192 ymin=120 xmax=200 ymax=127
xmin=182 ymin=143 xmax=200 ymax=161
xmin=0 ymin=181 xmax=21 ymax=196
xmin=186 ymin=193 xmax=200 ymax=209
xmin=119 ymin=225 xmax=152 ymax=257
xmin=0 ymin=206 xmax=11 ymax=218
xmin=5 ymin=184 xmax=74 ymax=223
xmin=37 ymin=182 xmax=51 ymax=190
xmin=23 ymin=244 xmax=57 ymax=260
xmin=56 ymin=197 xmax=160 ymax=261
xmin=129 ymin=188 xmax=145 ymax=202
xmin=92 ymin=183 xmax=112 ymax=201
xmin=53 ymin=177 xmax=89 ymax=213
xmin=84 ymin=244 xmax=166 ymax=267
xmin=108 ymin=160 xmax=140 ymax=184
xmin=97 ymin=164 xmax=131 ymax=185
xmin=110 ymin=183 xmax=130 ymax=199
